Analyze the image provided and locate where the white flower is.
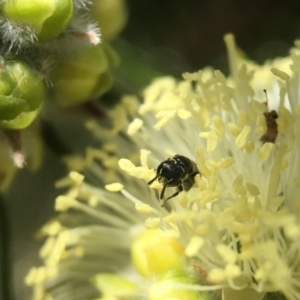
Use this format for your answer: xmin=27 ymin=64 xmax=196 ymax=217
xmin=27 ymin=34 xmax=300 ymax=300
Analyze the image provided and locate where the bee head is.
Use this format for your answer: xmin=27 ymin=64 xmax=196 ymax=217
xmin=156 ymin=159 xmax=184 ymax=186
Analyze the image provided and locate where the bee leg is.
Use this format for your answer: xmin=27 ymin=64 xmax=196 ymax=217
xmin=161 ymin=184 xmax=183 ymax=207
xmin=160 ymin=184 xmax=167 ymax=200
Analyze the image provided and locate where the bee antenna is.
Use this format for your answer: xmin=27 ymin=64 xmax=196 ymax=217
xmin=263 ymin=89 xmax=269 ymax=107
xmin=148 ymin=175 xmax=159 ymax=185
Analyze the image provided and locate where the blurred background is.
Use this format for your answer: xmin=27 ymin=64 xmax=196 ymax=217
xmin=3 ymin=0 xmax=300 ymax=299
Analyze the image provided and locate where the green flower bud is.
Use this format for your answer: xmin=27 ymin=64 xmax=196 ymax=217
xmin=0 ymin=59 xmax=45 ymax=129
xmin=131 ymin=228 xmax=186 ymax=277
xmin=90 ymin=0 xmax=128 ymax=40
xmin=2 ymin=0 xmax=73 ymax=41
xmin=51 ymin=44 xmax=117 ymax=107
xmin=92 ymin=273 xmax=138 ymax=300
xmin=149 ymin=269 xmax=217 ymax=300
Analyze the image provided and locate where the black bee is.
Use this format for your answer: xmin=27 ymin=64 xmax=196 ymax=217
xmin=260 ymin=89 xmax=278 ymax=144
xmin=148 ymin=154 xmax=200 ymax=207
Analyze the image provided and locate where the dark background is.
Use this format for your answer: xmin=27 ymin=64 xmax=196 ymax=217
xmin=5 ymin=0 xmax=300 ymax=299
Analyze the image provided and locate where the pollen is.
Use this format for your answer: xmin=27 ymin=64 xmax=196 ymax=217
xmin=224 ymin=264 xmax=241 ymax=278
xmin=246 ymin=183 xmax=260 ymax=196
xmin=219 ymin=157 xmax=235 ymax=169
xmin=259 ymin=142 xmax=274 ymax=161
xmin=145 ymin=217 xmax=161 ymax=228
xmin=154 ymin=110 xmax=176 ymax=130
xmin=105 ymin=183 xmax=124 ymax=192
xmin=212 ymin=115 xmax=225 ymax=136
xmin=118 ymin=158 xmax=135 ymax=174
xmin=127 ymin=118 xmax=143 ymax=136
xmin=185 ymin=236 xmax=204 ymax=257
xmin=39 ymin=237 xmax=56 ymax=260
xmin=135 ymin=203 xmax=153 ymax=214
xmin=235 ymin=125 xmax=251 ymax=148
xmin=177 ymin=108 xmax=191 ymax=119
xmin=228 ymin=123 xmax=241 ymax=137
xmin=216 ymin=244 xmax=237 ymax=264
xmin=200 ymin=130 xmax=218 ymax=152
xmin=271 ymin=67 xmax=291 ymax=81
xmin=207 ymin=268 xmax=226 ymax=283
xmin=55 ymin=196 xmax=76 ymax=211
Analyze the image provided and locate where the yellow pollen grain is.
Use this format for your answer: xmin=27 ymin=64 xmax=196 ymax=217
xmin=143 ymin=76 xmax=176 ymax=103
xmin=214 ymin=70 xmax=226 ymax=83
xmin=41 ymin=220 xmax=62 ymax=236
xmin=185 ymin=236 xmax=204 ymax=257
xmin=235 ymin=125 xmax=251 ymax=148
xmin=271 ymin=67 xmax=290 ymax=81
xmin=197 ymin=163 xmax=211 ymax=178
xmin=219 ymin=157 xmax=235 ymax=169
xmin=207 ymin=268 xmax=226 ymax=283
xmin=39 ymin=237 xmax=56 ymax=259
xmin=200 ymin=190 xmax=220 ymax=206
xmin=154 ymin=110 xmax=176 ymax=130
xmin=216 ymin=244 xmax=237 ymax=264
xmin=202 ymin=130 xmax=218 ymax=152
xmin=277 ymin=106 xmax=290 ymax=134
xmin=69 ymin=171 xmax=84 ymax=185
xmin=140 ymin=149 xmax=151 ymax=168
xmin=118 ymin=158 xmax=135 ymax=174
xmin=52 ymin=231 xmax=70 ymax=263
xmin=195 ymin=174 xmax=207 ymax=190
xmin=178 ymin=191 xmax=188 ymax=208
xmin=246 ymin=183 xmax=260 ymax=196
xmin=191 ymin=99 xmax=200 ymax=112
xmin=225 ymin=264 xmax=241 ymax=278
xmin=259 ymin=142 xmax=274 ymax=161
xmin=25 ymin=267 xmax=38 ymax=286
xmin=228 ymin=123 xmax=241 ymax=137
xmin=233 ymin=174 xmax=243 ymax=193
xmin=55 ymin=176 xmax=73 ymax=189
xmin=26 ymin=267 xmax=46 ymax=285
xmin=127 ymin=118 xmax=143 ymax=136
xmin=177 ymin=108 xmax=191 ymax=119
xmin=88 ymin=196 xmax=98 ymax=207
xmin=284 ymin=224 xmax=300 ymax=240
xmin=145 ymin=217 xmax=160 ymax=228
xmin=55 ymin=196 xmax=76 ymax=211
xmin=212 ymin=115 xmax=225 ymax=136
xmin=105 ymin=183 xmax=124 ymax=192
xmin=135 ymin=203 xmax=153 ymax=214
